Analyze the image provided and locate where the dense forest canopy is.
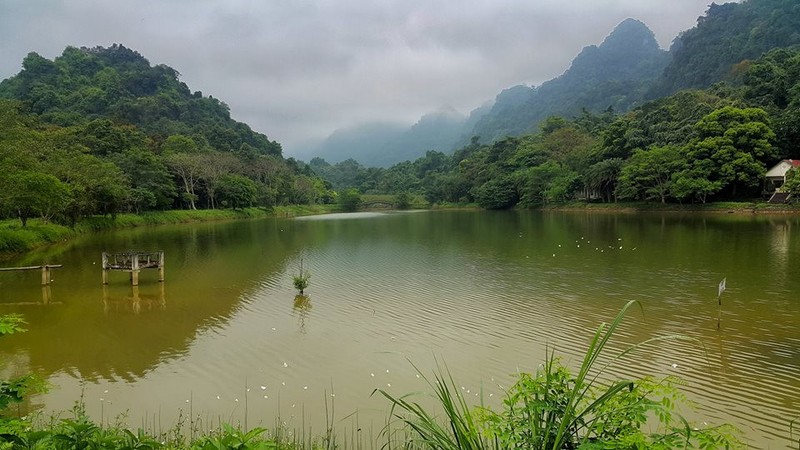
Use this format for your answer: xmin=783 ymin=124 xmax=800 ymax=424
xmin=650 ymin=0 xmax=800 ymax=97
xmin=0 ymin=45 xmax=334 ymax=226
xmin=0 ymin=44 xmax=282 ymax=156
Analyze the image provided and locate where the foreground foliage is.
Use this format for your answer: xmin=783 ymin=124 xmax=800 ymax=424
xmin=377 ymin=301 xmax=742 ymax=449
xmin=0 ymin=303 xmax=746 ymax=449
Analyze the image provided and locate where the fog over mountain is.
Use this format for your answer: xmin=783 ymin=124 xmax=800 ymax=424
xmin=305 ymin=18 xmax=670 ymax=166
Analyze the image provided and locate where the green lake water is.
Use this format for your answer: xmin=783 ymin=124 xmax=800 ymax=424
xmin=0 ymin=210 xmax=798 ymax=448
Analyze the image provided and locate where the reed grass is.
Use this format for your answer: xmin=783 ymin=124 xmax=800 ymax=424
xmin=376 ymin=300 xmax=742 ymax=450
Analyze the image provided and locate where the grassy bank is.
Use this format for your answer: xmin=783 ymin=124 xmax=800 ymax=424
xmin=539 ymin=200 xmax=800 ymax=213
xmin=0 ymin=205 xmax=336 ymax=256
xmin=4 ymin=200 xmax=797 ymax=256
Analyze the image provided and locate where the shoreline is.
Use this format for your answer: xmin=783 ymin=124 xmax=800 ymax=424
xmin=0 ymin=205 xmax=337 ymax=257
xmin=536 ymin=201 xmax=800 ymax=215
xmin=3 ymin=200 xmax=798 ymax=257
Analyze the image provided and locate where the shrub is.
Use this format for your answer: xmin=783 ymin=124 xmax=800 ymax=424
xmin=337 ymin=189 xmax=361 ymax=212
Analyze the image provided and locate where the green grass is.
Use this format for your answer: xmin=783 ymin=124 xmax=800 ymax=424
xmin=0 ymin=221 xmax=76 ymax=255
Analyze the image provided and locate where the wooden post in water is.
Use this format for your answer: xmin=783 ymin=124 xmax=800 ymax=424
xmin=0 ymin=264 xmax=61 ymax=286
xmin=102 ymin=253 xmax=109 ymax=285
xmin=158 ymin=251 xmax=165 ymax=282
xmin=717 ymin=277 xmax=726 ymax=330
xmin=131 ymin=254 xmax=140 ymax=286
xmin=41 ymin=285 xmax=51 ymax=304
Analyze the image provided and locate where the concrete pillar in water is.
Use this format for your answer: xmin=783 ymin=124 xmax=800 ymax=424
xmin=131 ymin=254 xmax=140 ymax=286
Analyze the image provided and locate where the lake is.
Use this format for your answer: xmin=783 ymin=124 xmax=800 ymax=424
xmin=0 ymin=210 xmax=798 ymax=448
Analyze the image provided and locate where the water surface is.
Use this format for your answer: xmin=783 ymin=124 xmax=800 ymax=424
xmin=0 ymin=210 xmax=798 ymax=448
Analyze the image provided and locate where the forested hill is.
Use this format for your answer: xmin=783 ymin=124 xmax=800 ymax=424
xmin=0 ymin=44 xmax=282 ymax=156
xmin=0 ymin=45 xmax=336 ymax=227
xmin=650 ymin=0 xmax=800 ymax=98
xmin=467 ymin=18 xmax=669 ymax=145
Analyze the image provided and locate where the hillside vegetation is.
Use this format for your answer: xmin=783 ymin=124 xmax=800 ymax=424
xmin=309 ymin=0 xmax=800 ymax=166
xmin=0 ymin=45 xmax=335 ymax=228
xmin=313 ymin=45 xmax=800 ymax=208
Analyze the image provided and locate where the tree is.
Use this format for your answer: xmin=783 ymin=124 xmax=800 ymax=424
xmin=671 ymin=169 xmax=723 ymax=204
xmin=289 ymin=176 xmax=318 ymax=205
xmin=110 ymin=148 xmax=175 ymax=210
xmin=584 ymin=158 xmax=623 ymax=202
xmin=689 ymin=106 xmax=776 ymax=197
xmin=245 ymin=155 xmax=292 ymax=206
xmin=45 ymin=149 xmax=129 ymax=222
xmin=394 ymin=192 xmax=412 ymax=210
xmin=163 ymin=139 xmax=204 ymax=210
xmin=217 ymin=174 xmax=258 ymax=209
xmin=197 ymin=152 xmax=241 ymax=209
xmin=474 ymin=176 xmax=518 ymax=209
xmin=616 ymin=146 xmax=686 ymax=203
xmin=0 ymin=171 xmax=71 ymax=226
xmin=782 ymin=167 xmax=800 ymax=200
xmin=516 ymin=162 xmax=579 ymax=207
xmin=423 ymin=173 xmax=471 ymax=204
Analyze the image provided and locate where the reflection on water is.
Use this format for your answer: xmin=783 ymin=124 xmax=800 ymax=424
xmin=102 ymin=284 xmax=166 ymax=314
xmin=294 ymin=211 xmax=389 ymax=221
xmin=0 ymin=211 xmax=797 ymax=448
xmin=293 ymin=294 xmax=312 ymax=333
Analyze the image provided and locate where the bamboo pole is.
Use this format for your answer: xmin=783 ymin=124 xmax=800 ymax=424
xmin=717 ymin=277 xmax=726 ymax=330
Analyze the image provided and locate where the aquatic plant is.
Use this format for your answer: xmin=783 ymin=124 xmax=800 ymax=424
xmin=0 ymin=315 xmax=46 ymax=414
xmin=292 ymin=259 xmax=311 ymax=295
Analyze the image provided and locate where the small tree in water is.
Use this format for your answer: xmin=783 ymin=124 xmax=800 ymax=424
xmin=292 ymin=259 xmax=310 ymax=294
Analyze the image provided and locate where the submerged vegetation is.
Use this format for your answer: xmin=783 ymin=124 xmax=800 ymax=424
xmin=1 ymin=303 xmax=745 ymax=449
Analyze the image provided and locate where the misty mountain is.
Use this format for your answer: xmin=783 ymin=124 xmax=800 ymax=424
xmin=300 ymin=121 xmax=406 ymax=166
xmin=306 ymin=18 xmax=668 ymax=166
xmin=304 ymin=106 xmax=468 ymax=167
xmin=466 ymin=18 xmax=669 ymax=145
xmin=377 ymin=106 xmax=467 ymax=167
xmin=308 ymin=0 xmax=800 ymax=168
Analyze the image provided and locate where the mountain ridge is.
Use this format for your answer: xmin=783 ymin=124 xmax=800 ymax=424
xmin=305 ymin=17 xmax=669 ymax=166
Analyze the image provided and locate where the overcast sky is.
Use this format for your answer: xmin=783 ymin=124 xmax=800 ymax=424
xmin=0 ymin=0 xmax=715 ymax=155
